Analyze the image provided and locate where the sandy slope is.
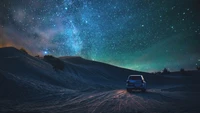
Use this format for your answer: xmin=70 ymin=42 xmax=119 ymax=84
xmin=0 ymin=47 xmax=200 ymax=113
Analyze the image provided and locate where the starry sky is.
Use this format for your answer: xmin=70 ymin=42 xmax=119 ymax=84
xmin=0 ymin=0 xmax=200 ymax=72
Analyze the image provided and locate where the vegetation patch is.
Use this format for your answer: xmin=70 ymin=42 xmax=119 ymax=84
xmin=43 ymin=55 xmax=65 ymax=71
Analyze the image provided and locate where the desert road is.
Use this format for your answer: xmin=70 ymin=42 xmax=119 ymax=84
xmin=2 ymin=87 xmax=199 ymax=113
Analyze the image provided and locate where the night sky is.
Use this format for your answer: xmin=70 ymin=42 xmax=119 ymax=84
xmin=0 ymin=0 xmax=200 ymax=72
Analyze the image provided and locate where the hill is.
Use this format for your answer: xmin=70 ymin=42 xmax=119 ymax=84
xmin=0 ymin=47 xmax=150 ymax=99
xmin=0 ymin=47 xmax=200 ymax=113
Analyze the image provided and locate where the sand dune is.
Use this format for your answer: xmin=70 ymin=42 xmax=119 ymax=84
xmin=0 ymin=47 xmax=200 ymax=113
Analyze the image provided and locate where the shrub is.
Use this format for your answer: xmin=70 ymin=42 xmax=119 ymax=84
xmin=35 ymin=55 xmax=40 ymax=58
xmin=153 ymin=71 xmax=161 ymax=75
xmin=20 ymin=48 xmax=28 ymax=54
xmin=180 ymin=68 xmax=185 ymax=72
xmin=197 ymin=66 xmax=200 ymax=71
xmin=44 ymin=55 xmax=65 ymax=71
xmin=180 ymin=68 xmax=186 ymax=74
xmin=162 ymin=68 xmax=170 ymax=74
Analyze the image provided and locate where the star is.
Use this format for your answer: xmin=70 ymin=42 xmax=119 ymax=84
xmin=0 ymin=0 xmax=199 ymax=72
xmin=44 ymin=51 xmax=48 ymax=55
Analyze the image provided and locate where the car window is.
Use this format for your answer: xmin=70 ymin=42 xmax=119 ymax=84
xmin=129 ymin=76 xmax=141 ymax=80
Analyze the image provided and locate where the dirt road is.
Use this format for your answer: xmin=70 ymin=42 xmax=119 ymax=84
xmin=7 ymin=88 xmax=196 ymax=113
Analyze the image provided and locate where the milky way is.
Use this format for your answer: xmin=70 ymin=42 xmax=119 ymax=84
xmin=0 ymin=0 xmax=200 ymax=72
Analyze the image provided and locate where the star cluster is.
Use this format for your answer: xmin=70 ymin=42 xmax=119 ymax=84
xmin=0 ymin=0 xmax=200 ymax=72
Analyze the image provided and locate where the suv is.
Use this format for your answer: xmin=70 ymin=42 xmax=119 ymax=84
xmin=126 ymin=75 xmax=146 ymax=92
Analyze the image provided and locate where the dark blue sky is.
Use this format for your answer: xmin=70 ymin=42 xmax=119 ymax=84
xmin=0 ymin=0 xmax=200 ymax=72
